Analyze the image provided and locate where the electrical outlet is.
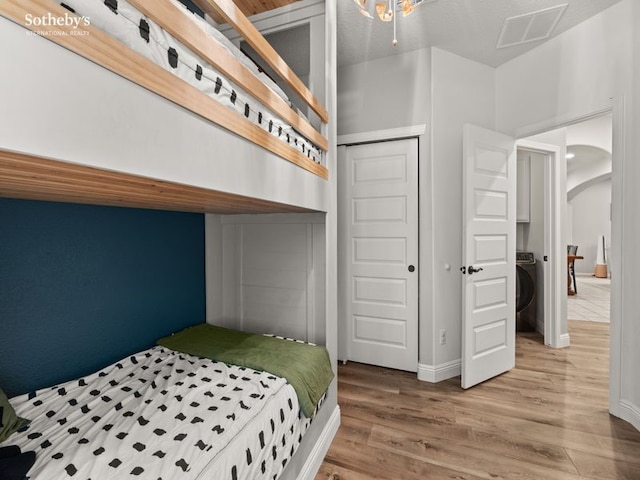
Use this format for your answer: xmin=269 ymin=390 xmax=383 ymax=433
xmin=439 ymin=329 xmax=447 ymax=345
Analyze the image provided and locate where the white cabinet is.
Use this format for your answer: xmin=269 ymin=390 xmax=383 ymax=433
xmin=517 ymin=153 xmax=530 ymax=223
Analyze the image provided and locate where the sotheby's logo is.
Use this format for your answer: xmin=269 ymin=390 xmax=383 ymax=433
xmin=25 ymin=12 xmax=90 ymax=37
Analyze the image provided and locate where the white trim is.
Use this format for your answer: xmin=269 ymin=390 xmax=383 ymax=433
xmin=417 ymin=360 xmax=461 ymax=383
xmin=512 ymin=106 xmax=612 ymax=140
xmin=609 ymin=96 xmax=625 ymax=422
xmin=219 ymin=0 xmax=325 ymax=39
xmin=536 ymin=319 xmax=544 ymax=337
xmin=339 ymin=139 xmax=419 ymax=371
xmin=296 ymin=405 xmax=341 ymax=480
xmin=336 ymin=145 xmax=349 ymax=363
xmin=515 ymin=139 xmax=565 ymax=349
xmin=306 ymin=223 xmax=315 ymax=342
xmin=205 ymin=214 xmax=223 ymax=325
xmin=611 ymin=400 xmax=640 ymax=433
xmin=337 ymin=124 xmax=427 ymax=146
xmin=558 ymin=333 xmax=570 ymax=348
xmin=220 ymin=213 xmax=325 ymax=224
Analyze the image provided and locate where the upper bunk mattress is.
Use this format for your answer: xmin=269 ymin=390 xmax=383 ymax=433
xmin=5 ymin=346 xmax=312 ymax=479
xmin=53 ymin=0 xmax=322 ymax=164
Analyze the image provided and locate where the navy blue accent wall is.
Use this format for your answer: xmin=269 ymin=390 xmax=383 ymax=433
xmin=0 ymin=198 xmax=206 ymax=397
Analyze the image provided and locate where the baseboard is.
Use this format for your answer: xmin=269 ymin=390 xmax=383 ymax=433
xmin=611 ymin=399 xmax=640 ymax=433
xmin=417 ymin=359 xmax=461 ymax=383
xmin=558 ymin=333 xmax=571 ymax=348
xmin=297 ymin=405 xmax=341 ymax=480
xmin=536 ymin=319 xmax=544 ymax=336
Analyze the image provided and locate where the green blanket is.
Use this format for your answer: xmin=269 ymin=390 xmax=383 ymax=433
xmin=157 ymin=324 xmax=333 ymax=418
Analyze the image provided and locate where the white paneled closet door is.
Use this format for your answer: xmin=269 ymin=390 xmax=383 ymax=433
xmin=341 ymin=138 xmax=419 ymax=372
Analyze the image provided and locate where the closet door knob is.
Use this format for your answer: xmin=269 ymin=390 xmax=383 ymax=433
xmin=408 ymin=265 xmax=415 ymax=273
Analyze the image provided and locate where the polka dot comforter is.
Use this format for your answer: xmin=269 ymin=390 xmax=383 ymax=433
xmin=6 ymin=346 xmax=311 ymax=479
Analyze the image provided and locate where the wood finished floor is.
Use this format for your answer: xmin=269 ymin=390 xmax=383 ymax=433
xmin=316 ymin=321 xmax=640 ymax=480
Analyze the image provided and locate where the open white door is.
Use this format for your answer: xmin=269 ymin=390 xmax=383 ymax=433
xmin=462 ymin=124 xmax=516 ymax=389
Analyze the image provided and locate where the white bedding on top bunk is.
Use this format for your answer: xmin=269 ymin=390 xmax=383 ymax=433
xmin=54 ymin=0 xmax=321 ymax=163
xmin=8 ymin=346 xmax=311 ymax=480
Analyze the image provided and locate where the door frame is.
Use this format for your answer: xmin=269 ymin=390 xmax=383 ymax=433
xmin=515 ymin=140 xmax=565 ymax=348
xmin=512 ymin=99 xmax=624 ymax=421
xmin=336 ymin=125 xmax=426 ymax=364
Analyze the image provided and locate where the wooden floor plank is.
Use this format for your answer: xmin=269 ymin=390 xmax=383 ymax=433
xmin=368 ymin=424 xmax=582 ymax=480
xmin=316 ymin=321 xmax=640 ymax=480
xmin=567 ymin=448 xmax=640 ymax=480
xmin=322 ymin=436 xmax=489 ymax=480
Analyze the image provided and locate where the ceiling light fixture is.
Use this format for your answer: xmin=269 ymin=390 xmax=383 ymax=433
xmin=352 ymin=0 xmax=425 ymax=46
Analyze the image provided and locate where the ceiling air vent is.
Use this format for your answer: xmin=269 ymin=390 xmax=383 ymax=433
xmin=496 ymin=3 xmax=568 ymax=49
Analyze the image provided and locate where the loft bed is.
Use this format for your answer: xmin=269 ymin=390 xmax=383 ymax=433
xmin=0 ymin=0 xmax=338 ymax=478
xmin=0 ymin=0 xmax=330 ymax=214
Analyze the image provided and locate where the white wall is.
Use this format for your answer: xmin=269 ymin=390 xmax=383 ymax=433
xmin=627 ymin=0 xmax=640 ymax=430
xmin=205 ymin=213 xmax=326 ymax=343
xmin=566 ymin=114 xmax=613 ymax=153
xmin=336 ymin=46 xmax=495 ymax=378
xmin=516 ymin=151 xmax=544 ymax=261
xmin=429 ymin=48 xmax=496 ymax=369
xmin=566 ymin=116 xmax=612 ymax=195
xmin=567 ymin=157 xmax=612 ymax=195
xmin=570 ymin=179 xmax=612 ymax=274
xmin=337 ymin=49 xmax=431 ymax=135
xmin=565 ymin=116 xmax=612 ymax=200
xmin=495 ymin=4 xmax=631 ymax=135
xmin=496 ymin=0 xmax=640 ymax=430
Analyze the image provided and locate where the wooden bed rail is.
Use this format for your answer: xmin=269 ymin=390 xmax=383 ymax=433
xmin=192 ymin=0 xmax=329 ymax=125
xmin=129 ymin=0 xmax=328 ymax=152
xmin=0 ymin=0 xmax=329 ymax=179
xmin=0 ymin=149 xmax=315 ymax=214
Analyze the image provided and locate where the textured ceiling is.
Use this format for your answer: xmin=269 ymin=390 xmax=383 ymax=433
xmin=337 ymin=0 xmax=623 ymax=67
